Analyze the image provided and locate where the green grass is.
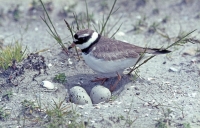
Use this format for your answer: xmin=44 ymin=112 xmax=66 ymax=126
xmin=18 ymin=98 xmax=85 ymax=127
xmin=2 ymin=90 xmax=13 ymax=101
xmin=39 ymin=0 xmax=68 ymax=52
xmin=131 ymin=15 xmax=147 ymax=33
xmin=0 ymin=106 xmax=10 ymax=121
xmin=53 ymin=73 xmax=67 ymax=84
xmin=45 ymin=99 xmax=70 ymax=127
xmin=183 ymin=123 xmax=191 ymax=128
xmin=0 ymin=41 xmax=26 ymax=70
xmin=44 ymin=99 xmax=85 ymax=128
xmin=154 ymin=108 xmax=191 ymax=128
xmin=148 ymin=22 xmax=160 ymax=34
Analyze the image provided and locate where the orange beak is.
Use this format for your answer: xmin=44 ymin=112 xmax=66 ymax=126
xmin=68 ymin=42 xmax=76 ymax=50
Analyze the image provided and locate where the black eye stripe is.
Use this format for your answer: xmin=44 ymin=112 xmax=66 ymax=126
xmin=74 ymin=34 xmax=78 ymax=39
xmin=74 ymin=35 xmax=92 ymax=44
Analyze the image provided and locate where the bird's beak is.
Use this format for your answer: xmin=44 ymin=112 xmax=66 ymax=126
xmin=68 ymin=42 xmax=76 ymax=50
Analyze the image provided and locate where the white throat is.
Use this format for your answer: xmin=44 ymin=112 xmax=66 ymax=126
xmin=77 ymin=31 xmax=98 ymax=50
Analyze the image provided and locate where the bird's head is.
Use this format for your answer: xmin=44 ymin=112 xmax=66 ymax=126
xmin=68 ymin=29 xmax=99 ymax=50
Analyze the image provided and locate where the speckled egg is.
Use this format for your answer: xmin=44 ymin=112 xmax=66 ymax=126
xmin=69 ymin=86 xmax=92 ymax=105
xmin=90 ymin=85 xmax=111 ymax=104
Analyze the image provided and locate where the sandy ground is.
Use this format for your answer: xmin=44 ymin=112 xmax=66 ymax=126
xmin=0 ymin=0 xmax=200 ymax=127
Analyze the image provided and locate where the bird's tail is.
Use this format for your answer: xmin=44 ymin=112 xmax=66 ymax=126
xmin=146 ymin=48 xmax=171 ymax=55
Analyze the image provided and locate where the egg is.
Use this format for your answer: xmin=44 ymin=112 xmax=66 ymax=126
xmin=69 ymin=86 xmax=92 ymax=105
xmin=90 ymin=85 xmax=111 ymax=104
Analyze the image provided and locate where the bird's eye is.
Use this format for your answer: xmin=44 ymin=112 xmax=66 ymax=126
xmin=74 ymin=34 xmax=78 ymax=39
xmin=78 ymin=37 xmax=86 ymax=41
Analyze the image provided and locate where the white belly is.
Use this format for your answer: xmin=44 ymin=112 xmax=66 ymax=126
xmin=82 ymin=53 xmax=139 ymax=75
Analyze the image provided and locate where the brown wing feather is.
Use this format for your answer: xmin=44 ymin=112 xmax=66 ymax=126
xmin=91 ymin=37 xmax=145 ymax=61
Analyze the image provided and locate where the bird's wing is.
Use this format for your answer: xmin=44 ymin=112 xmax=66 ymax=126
xmin=91 ymin=37 xmax=144 ymax=61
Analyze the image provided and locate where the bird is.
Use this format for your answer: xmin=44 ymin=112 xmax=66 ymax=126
xmin=68 ymin=29 xmax=170 ymax=91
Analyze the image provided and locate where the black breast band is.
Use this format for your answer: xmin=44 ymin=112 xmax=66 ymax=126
xmin=82 ymin=34 xmax=101 ymax=54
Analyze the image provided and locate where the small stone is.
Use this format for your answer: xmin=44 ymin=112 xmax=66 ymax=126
xmin=191 ymin=58 xmax=197 ymax=63
xmin=48 ymin=63 xmax=52 ymax=67
xmin=169 ymin=67 xmax=180 ymax=72
xmin=136 ymin=92 xmax=140 ymax=95
xmin=90 ymin=120 xmax=95 ymax=123
xmin=35 ymin=27 xmax=38 ymax=31
xmin=95 ymin=106 xmax=100 ymax=109
xmin=124 ymin=109 xmax=129 ymax=112
xmin=78 ymin=105 xmax=84 ymax=109
xmin=134 ymin=87 xmax=139 ymax=90
xmin=41 ymin=81 xmax=55 ymax=89
xmin=147 ymin=77 xmax=156 ymax=81
xmin=143 ymin=102 xmax=149 ymax=106
xmin=68 ymin=58 xmax=73 ymax=64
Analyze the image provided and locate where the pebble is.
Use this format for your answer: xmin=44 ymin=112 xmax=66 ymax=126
xmin=94 ymin=106 xmax=100 ymax=109
xmin=90 ymin=120 xmax=95 ymax=123
xmin=136 ymin=92 xmax=140 ymax=95
xmin=35 ymin=27 xmax=38 ymax=31
xmin=78 ymin=105 xmax=84 ymax=109
xmin=191 ymin=58 xmax=197 ymax=63
xmin=124 ymin=109 xmax=129 ymax=112
xmin=90 ymin=85 xmax=111 ymax=104
xmin=143 ymin=102 xmax=149 ymax=106
xmin=69 ymin=86 xmax=92 ymax=105
xmin=48 ymin=63 xmax=52 ymax=67
xmin=68 ymin=58 xmax=73 ymax=64
xmin=169 ymin=67 xmax=180 ymax=72
xmin=134 ymin=87 xmax=139 ymax=90
xmin=147 ymin=77 xmax=156 ymax=81
xmin=41 ymin=81 xmax=55 ymax=89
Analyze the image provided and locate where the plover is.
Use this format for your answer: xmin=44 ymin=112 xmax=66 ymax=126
xmin=68 ymin=29 xmax=170 ymax=91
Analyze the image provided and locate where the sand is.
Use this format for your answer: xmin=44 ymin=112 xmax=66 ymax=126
xmin=0 ymin=0 xmax=200 ymax=127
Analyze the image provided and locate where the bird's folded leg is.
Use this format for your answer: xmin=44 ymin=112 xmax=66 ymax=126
xmin=110 ymin=72 xmax=121 ymax=92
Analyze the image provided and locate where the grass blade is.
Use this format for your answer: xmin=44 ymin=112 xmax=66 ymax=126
xmin=85 ymin=0 xmax=90 ymax=28
xmin=128 ymin=29 xmax=196 ymax=75
xmin=39 ymin=0 xmax=68 ymax=52
xmin=165 ymin=29 xmax=197 ymax=50
xmin=100 ymin=0 xmax=117 ymax=35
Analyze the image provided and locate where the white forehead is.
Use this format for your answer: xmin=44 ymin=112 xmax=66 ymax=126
xmin=76 ymin=32 xmax=98 ymax=50
xmin=78 ymin=33 xmax=90 ymax=38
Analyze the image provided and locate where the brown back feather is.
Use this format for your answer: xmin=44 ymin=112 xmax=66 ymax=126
xmin=91 ymin=36 xmax=146 ymax=61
